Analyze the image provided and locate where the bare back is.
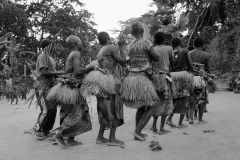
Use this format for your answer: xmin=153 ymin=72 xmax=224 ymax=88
xmin=189 ymin=49 xmax=210 ymax=73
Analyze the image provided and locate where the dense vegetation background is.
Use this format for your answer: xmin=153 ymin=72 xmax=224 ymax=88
xmin=0 ymin=0 xmax=240 ymax=80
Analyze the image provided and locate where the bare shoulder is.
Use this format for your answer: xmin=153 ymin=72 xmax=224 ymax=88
xmin=182 ymin=48 xmax=189 ymax=54
xmin=108 ymin=45 xmax=118 ymax=51
xmin=166 ymin=45 xmax=173 ymax=50
xmin=203 ymin=51 xmax=210 ymax=59
xmin=70 ymin=51 xmax=81 ymax=59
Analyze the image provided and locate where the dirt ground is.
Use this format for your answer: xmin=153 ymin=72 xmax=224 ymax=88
xmin=0 ymin=91 xmax=239 ymax=160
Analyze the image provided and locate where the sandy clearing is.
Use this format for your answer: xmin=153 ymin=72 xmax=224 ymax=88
xmin=0 ymin=91 xmax=239 ymax=160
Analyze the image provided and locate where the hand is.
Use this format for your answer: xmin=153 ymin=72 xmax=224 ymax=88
xmin=87 ymin=66 xmax=95 ymax=72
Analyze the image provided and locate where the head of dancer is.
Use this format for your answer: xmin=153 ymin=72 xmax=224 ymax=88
xmin=188 ymin=46 xmax=194 ymax=51
xmin=131 ymin=22 xmax=144 ymax=39
xmin=66 ymin=35 xmax=82 ymax=51
xmin=40 ymin=39 xmax=54 ymax=54
xmin=154 ymin=32 xmax=165 ymax=45
xmin=97 ymin=32 xmax=111 ymax=46
xmin=172 ymin=37 xmax=181 ymax=49
xmin=194 ymin=37 xmax=204 ymax=49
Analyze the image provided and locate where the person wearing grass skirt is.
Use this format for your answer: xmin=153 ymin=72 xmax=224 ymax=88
xmin=166 ymin=38 xmax=194 ymax=128
xmin=120 ymin=22 xmax=159 ymax=141
xmin=54 ymin=35 xmax=94 ymax=148
xmin=150 ymin=32 xmax=175 ymax=135
xmin=93 ymin=32 xmax=126 ymax=147
xmin=189 ymin=37 xmax=210 ymax=125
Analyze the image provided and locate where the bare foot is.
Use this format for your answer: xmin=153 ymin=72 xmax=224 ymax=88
xmin=166 ymin=121 xmax=177 ymax=128
xmin=177 ymin=124 xmax=188 ymax=129
xmin=198 ymin=120 xmax=208 ymax=124
xmin=55 ymin=135 xmax=68 ymax=149
xmin=150 ymin=127 xmax=158 ymax=132
xmin=67 ymin=140 xmax=83 ymax=146
xmin=158 ymin=129 xmax=171 ymax=135
xmin=96 ymin=137 xmax=108 ymax=144
xmin=132 ymin=132 xmax=145 ymax=141
xmin=134 ymin=133 xmax=148 ymax=140
xmin=189 ymin=119 xmax=194 ymax=124
xmin=107 ymin=139 xmax=124 ymax=147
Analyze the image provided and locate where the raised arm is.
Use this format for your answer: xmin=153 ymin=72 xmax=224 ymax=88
xmin=72 ymin=52 xmax=94 ymax=75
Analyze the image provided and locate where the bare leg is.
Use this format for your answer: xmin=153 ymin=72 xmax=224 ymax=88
xmin=136 ymin=107 xmax=145 ymax=128
xmin=177 ymin=114 xmax=188 ymax=128
xmin=166 ymin=113 xmax=177 ymax=127
xmin=134 ymin=106 xmax=153 ymax=141
xmin=67 ymin=137 xmax=83 ymax=146
xmin=198 ymin=103 xmax=207 ymax=124
xmin=189 ymin=107 xmax=194 ymax=124
xmin=194 ymin=109 xmax=198 ymax=119
xmin=150 ymin=117 xmax=158 ymax=132
xmin=186 ymin=112 xmax=189 ymax=121
xmin=158 ymin=115 xmax=171 ymax=135
xmin=108 ymin=127 xmax=124 ymax=146
xmin=96 ymin=125 xmax=108 ymax=144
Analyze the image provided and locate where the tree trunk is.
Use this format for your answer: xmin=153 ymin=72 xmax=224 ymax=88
xmin=187 ymin=7 xmax=208 ymax=47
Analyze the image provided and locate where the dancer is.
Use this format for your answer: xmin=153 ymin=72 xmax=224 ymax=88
xmin=189 ymin=37 xmax=210 ymax=124
xmin=33 ymin=39 xmax=65 ymax=139
xmin=120 ymin=22 xmax=159 ymax=141
xmin=51 ymin=35 xmax=93 ymax=148
xmin=150 ymin=32 xmax=174 ymax=135
xmin=166 ymin=38 xmax=193 ymax=128
xmin=81 ymin=32 xmax=126 ymax=147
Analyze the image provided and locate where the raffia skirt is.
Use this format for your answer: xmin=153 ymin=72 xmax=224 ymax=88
xmin=80 ymin=69 xmax=124 ymax=128
xmin=120 ymin=72 xmax=159 ymax=109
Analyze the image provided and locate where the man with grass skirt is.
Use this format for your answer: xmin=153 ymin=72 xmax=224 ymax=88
xmin=188 ymin=37 xmax=210 ymax=124
xmin=50 ymin=35 xmax=94 ymax=148
xmin=33 ymin=39 xmax=65 ymax=140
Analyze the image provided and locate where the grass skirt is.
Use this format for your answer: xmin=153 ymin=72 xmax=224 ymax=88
xmin=170 ymin=71 xmax=194 ymax=98
xmin=80 ymin=69 xmax=117 ymax=98
xmin=47 ymin=83 xmax=81 ymax=106
xmin=207 ymin=77 xmax=217 ymax=93
xmin=120 ymin=72 xmax=159 ymax=109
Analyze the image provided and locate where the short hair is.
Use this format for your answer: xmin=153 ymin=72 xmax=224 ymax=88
xmin=66 ymin=35 xmax=82 ymax=49
xmin=172 ymin=38 xmax=181 ymax=48
xmin=154 ymin=32 xmax=165 ymax=45
xmin=131 ymin=22 xmax=143 ymax=36
xmin=40 ymin=39 xmax=52 ymax=49
xmin=194 ymin=37 xmax=204 ymax=48
xmin=97 ymin=32 xmax=110 ymax=45
xmin=187 ymin=46 xmax=194 ymax=51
